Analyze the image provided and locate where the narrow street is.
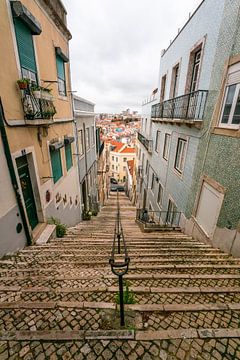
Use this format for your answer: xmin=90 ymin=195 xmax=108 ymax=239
xmin=0 ymin=193 xmax=240 ymax=359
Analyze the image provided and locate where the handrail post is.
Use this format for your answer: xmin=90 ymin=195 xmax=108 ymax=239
xmin=119 ymin=274 xmax=125 ymax=326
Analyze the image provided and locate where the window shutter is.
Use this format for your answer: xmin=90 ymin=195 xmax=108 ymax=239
xmin=65 ymin=144 xmax=73 ymax=171
xmin=56 ymin=55 xmax=65 ymax=80
xmin=14 ymin=17 xmax=37 ymax=73
xmin=227 ymin=63 xmax=240 ymax=85
xmin=50 ymin=149 xmax=63 ymax=183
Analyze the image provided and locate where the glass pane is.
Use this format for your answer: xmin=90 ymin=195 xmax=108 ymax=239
xmin=232 ymin=88 xmax=240 ymax=124
xmin=221 ymin=85 xmax=236 ymax=124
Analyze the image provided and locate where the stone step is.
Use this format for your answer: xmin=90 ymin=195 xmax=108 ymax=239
xmin=0 ymin=306 xmax=240 ymax=334
xmin=1 ymin=286 xmax=240 ymax=304
xmin=1 ymin=274 xmax=240 ymax=289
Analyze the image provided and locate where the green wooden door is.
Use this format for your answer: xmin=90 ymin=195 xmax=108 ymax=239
xmin=16 ymin=156 xmax=38 ymax=230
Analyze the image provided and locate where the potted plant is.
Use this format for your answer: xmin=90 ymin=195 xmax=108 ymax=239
xmin=82 ymin=210 xmax=92 ymax=220
xmin=31 ymin=85 xmax=41 ymax=98
xmin=17 ymin=78 xmax=30 ymax=90
xmin=41 ymin=87 xmax=53 ymax=100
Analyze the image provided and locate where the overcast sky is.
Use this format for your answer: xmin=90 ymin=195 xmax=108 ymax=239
xmin=63 ymin=0 xmax=201 ymax=114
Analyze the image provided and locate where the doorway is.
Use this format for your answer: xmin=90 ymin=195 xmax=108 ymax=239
xmin=16 ymin=155 xmax=38 ymax=230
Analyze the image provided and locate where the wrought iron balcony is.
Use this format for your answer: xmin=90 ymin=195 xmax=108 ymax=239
xmin=151 ymin=90 xmax=208 ymax=123
xmin=136 ymin=209 xmax=181 ymax=229
xmin=137 ymin=132 xmax=153 ymax=153
xmin=21 ymin=86 xmax=56 ymax=123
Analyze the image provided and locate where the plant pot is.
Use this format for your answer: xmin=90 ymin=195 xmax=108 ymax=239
xmin=33 ymin=90 xmax=41 ymax=98
xmin=18 ymin=83 xmax=28 ymax=90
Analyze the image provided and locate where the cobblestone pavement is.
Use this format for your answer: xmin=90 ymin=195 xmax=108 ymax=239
xmin=0 ymin=192 xmax=240 ymax=359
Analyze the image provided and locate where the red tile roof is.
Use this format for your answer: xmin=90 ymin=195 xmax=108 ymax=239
xmin=120 ymin=147 xmax=136 ymax=154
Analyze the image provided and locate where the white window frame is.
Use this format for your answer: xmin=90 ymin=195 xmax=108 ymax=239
xmin=157 ymin=182 xmax=163 ymax=207
xmin=155 ymin=131 xmax=160 ymax=153
xmin=78 ymin=130 xmax=84 ymax=156
xmin=174 ymin=138 xmax=187 ymax=174
xmin=86 ymin=128 xmax=90 ymax=150
xmin=219 ymin=62 xmax=240 ymax=129
xmin=163 ymin=133 xmax=171 ymax=160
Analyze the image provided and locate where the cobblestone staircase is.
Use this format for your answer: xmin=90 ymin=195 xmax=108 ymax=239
xmin=0 ymin=192 xmax=240 ymax=359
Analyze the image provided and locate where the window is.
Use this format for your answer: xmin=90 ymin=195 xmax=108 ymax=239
xmin=123 ymin=158 xmax=127 ymax=162
xmin=56 ymin=54 xmax=66 ymax=96
xmin=174 ymin=138 xmax=187 ymax=173
xmin=167 ymin=198 xmax=177 ymax=224
xmin=13 ymin=17 xmax=38 ymax=83
xmin=157 ymin=183 xmax=163 ymax=206
xmin=86 ymin=128 xmax=90 ymax=149
xmin=50 ymin=148 xmax=63 ymax=183
xmin=155 ymin=131 xmax=160 ymax=153
xmin=138 ymin=148 xmax=141 ymax=160
xmin=170 ymin=63 xmax=180 ymax=98
xmin=190 ymin=49 xmax=201 ymax=92
xmin=160 ymin=74 xmax=167 ymax=102
xmin=91 ymin=126 xmax=95 ymax=145
xmin=78 ymin=130 xmax=84 ymax=156
xmin=220 ymin=63 xmax=240 ymax=127
xmin=145 ymin=160 xmax=149 ymax=176
xmin=112 ymin=165 xmax=114 ymax=170
xmin=112 ymin=156 xmax=114 ymax=161
xmin=123 ymin=166 xmax=126 ymax=171
xmin=151 ymin=173 xmax=155 ymax=190
xmin=65 ymin=143 xmax=73 ymax=171
xmin=116 ymin=157 xmax=118 ymax=162
xmin=163 ymin=134 xmax=171 ymax=160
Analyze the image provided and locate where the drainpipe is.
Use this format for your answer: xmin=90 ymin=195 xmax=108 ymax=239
xmin=0 ymin=98 xmax=32 ymax=246
xmin=83 ymin=122 xmax=89 ymax=210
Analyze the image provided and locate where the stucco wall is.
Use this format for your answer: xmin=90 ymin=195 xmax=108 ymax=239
xmin=158 ymin=0 xmax=225 ymax=99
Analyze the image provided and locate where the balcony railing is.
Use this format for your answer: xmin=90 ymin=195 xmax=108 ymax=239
xmin=21 ymin=87 xmax=56 ymax=121
xmin=136 ymin=209 xmax=181 ymax=228
xmin=137 ymin=132 xmax=153 ymax=153
xmin=151 ymin=90 xmax=208 ymax=121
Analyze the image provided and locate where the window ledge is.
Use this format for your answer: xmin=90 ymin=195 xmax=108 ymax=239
xmin=58 ymin=95 xmax=69 ymax=101
xmin=212 ymin=126 xmax=240 ymax=138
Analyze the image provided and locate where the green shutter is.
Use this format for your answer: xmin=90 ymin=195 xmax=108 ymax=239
xmin=50 ymin=149 xmax=63 ymax=183
xmin=56 ymin=55 xmax=65 ymax=80
xmin=65 ymin=144 xmax=73 ymax=171
xmin=13 ymin=17 xmax=37 ymax=73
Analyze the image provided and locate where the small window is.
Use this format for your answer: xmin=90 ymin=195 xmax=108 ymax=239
xmin=160 ymin=74 xmax=167 ymax=102
xmin=13 ymin=17 xmax=38 ymax=84
xmin=219 ymin=62 xmax=240 ymax=128
xmin=145 ymin=160 xmax=149 ymax=176
xmin=157 ymin=183 xmax=163 ymax=206
xmin=116 ymin=157 xmax=118 ymax=162
xmin=86 ymin=128 xmax=90 ymax=150
xmin=78 ymin=130 xmax=84 ymax=156
xmin=91 ymin=126 xmax=95 ymax=145
xmin=174 ymin=138 xmax=187 ymax=174
xmin=50 ymin=148 xmax=63 ymax=183
xmin=56 ymin=54 xmax=66 ymax=96
xmin=123 ymin=158 xmax=127 ymax=162
xmin=170 ymin=63 xmax=180 ymax=98
xmin=112 ymin=156 xmax=114 ymax=161
xmin=123 ymin=166 xmax=126 ymax=171
xmin=155 ymin=131 xmax=160 ymax=153
xmin=163 ymin=134 xmax=171 ymax=160
xmin=65 ymin=143 xmax=73 ymax=171
xmin=112 ymin=165 xmax=114 ymax=170
xmin=190 ymin=49 xmax=201 ymax=93
xmin=151 ymin=173 xmax=154 ymax=189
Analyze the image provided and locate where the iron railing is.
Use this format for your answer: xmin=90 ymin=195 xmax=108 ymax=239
xmin=151 ymin=90 xmax=208 ymax=121
xmin=109 ymin=191 xmax=130 ymax=326
xmin=136 ymin=209 xmax=181 ymax=227
xmin=21 ymin=86 xmax=56 ymax=120
xmin=137 ymin=132 xmax=153 ymax=153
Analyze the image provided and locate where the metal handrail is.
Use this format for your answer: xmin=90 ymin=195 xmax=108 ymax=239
xmin=109 ymin=190 xmax=130 ymax=326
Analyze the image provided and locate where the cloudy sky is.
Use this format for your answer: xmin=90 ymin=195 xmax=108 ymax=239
xmin=63 ymin=0 xmax=201 ymax=114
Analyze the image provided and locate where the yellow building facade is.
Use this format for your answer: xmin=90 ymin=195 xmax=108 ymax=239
xmin=0 ymin=0 xmax=81 ymax=251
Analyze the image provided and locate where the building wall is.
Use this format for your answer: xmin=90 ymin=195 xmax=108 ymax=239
xmin=0 ymin=0 xmax=81 ymax=238
xmin=184 ymin=0 xmax=240 ymax=256
xmin=0 ymin=137 xmax=27 ymax=256
xmin=158 ymin=0 xmax=225 ymax=99
xmin=110 ymin=151 xmax=135 ymax=182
